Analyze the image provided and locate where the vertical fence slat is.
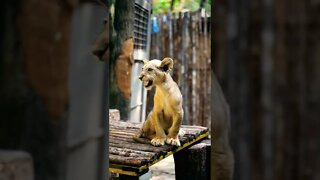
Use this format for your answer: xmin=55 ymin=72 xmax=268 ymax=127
xmin=181 ymin=12 xmax=189 ymax=125
xmin=191 ymin=13 xmax=196 ymax=125
xmin=199 ymin=11 xmax=205 ymax=126
xmin=168 ymin=12 xmax=173 ymax=58
xmin=203 ymin=10 xmax=211 ymax=127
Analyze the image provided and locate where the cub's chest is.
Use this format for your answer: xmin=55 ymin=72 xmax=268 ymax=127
xmin=157 ymin=96 xmax=174 ymax=108
xmin=161 ymin=108 xmax=174 ymax=128
xmin=163 ymin=99 xmax=178 ymax=118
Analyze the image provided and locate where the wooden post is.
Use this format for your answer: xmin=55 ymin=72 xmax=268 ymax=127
xmin=173 ymin=139 xmax=211 ymax=180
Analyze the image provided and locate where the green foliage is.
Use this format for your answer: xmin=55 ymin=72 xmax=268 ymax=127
xmin=152 ymin=0 xmax=172 ymax=14
xmin=152 ymin=0 xmax=211 ymax=15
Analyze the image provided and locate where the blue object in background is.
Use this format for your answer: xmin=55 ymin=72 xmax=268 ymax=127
xmin=152 ymin=17 xmax=158 ymax=33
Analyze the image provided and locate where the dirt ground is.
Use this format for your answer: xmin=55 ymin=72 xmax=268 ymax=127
xmin=149 ymin=155 xmax=175 ymax=180
xmin=110 ymin=155 xmax=176 ymax=180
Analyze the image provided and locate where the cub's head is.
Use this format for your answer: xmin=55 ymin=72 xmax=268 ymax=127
xmin=138 ymin=57 xmax=174 ymax=90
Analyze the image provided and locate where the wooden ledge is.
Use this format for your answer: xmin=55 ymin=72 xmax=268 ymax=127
xmin=109 ymin=121 xmax=209 ymax=176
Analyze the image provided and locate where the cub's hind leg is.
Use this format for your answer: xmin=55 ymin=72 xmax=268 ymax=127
xmin=133 ymin=113 xmax=155 ymax=144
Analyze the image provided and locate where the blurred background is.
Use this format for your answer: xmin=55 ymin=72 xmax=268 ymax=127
xmin=1 ymin=0 xmax=320 ymax=179
xmin=1 ymin=0 xmax=108 ymax=179
xmin=213 ymin=0 xmax=320 ymax=180
xmin=107 ymin=0 xmax=212 ymax=127
xmin=147 ymin=0 xmax=212 ymax=127
xmin=0 ymin=0 xmax=212 ymax=179
xmin=107 ymin=0 xmax=212 ymax=179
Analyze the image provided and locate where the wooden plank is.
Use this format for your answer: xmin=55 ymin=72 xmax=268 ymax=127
xmin=182 ymin=125 xmax=209 ymax=130
xmin=110 ymin=131 xmax=135 ymax=136
xmin=110 ymin=141 xmax=170 ymax=153
xmin=109 ymin=126 xmax=139 ymax=131
xmin=109 ymin=142 xmax=169 ymax=152
xmin=110 ymin=134 xmax=136 ymax=141
xmin=110 ymin=135 xmax=192 ymax=147
xmin=109 ymin=154 xmax=149 ymax=167
xmin=109 ymin=137 xmax=137 ymax=144
xmin=109 ymin=165 xmax=149 ymax=177
xmin=109 ymin=147 xmax=157 ymax=157
xmin=110 ymin=122 xmax=207 ymax=131
xmin=109 ymin=120 xmax=209 ymax=176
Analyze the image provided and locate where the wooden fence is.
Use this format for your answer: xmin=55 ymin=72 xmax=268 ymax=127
xmin=214 ymin=0 xmax=320 ymax=179
xmin=147 ymin=10 xmax=211 ymax=127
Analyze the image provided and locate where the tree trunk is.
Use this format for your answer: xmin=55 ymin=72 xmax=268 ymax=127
xmin=109 ymin=0 xmax=134 ymax=120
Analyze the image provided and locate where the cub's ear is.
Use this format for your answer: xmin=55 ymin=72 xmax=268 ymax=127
xmin=143 ymin=59 xmax=149 ymax=64
xmin=160 ymin=57 xmax=174 ymax=73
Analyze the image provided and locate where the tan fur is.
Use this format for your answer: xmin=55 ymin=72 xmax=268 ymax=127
xmin=133 ymin=58 xmax=184 ymax=146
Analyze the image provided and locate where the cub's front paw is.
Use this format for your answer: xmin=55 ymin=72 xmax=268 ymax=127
xmin=151 ymin=137 xmax=165 ymax=146
xmin=165 ymin=137 xmax=181 ymax=146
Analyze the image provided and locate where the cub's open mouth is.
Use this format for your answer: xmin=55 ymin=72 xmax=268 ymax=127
xmin=144 ymin=80 xmax=153 ymax=88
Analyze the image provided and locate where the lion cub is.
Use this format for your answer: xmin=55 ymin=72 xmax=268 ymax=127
xmin=133 ymin=57 xmax=184 ymax=146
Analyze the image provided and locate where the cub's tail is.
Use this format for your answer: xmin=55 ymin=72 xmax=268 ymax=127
xmin=133 ymin=129 xmax=150 ymax=144
xmin=133 ymin=136 xmax=150 ymax=144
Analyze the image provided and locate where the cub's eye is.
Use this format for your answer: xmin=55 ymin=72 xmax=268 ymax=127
xmin=147 ymin=68 xmax=153 ymax=72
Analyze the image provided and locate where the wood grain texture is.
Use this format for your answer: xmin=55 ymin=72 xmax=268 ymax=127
xmin=109 ymin=121 xmax=209 ymax=175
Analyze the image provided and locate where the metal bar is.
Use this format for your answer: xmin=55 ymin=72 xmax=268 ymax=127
xmin=130 ymin=1 xmax=151 ymax=123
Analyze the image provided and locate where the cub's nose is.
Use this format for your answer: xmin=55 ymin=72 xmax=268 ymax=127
xmin=138 ymin=75 xmax=144 ymax=80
